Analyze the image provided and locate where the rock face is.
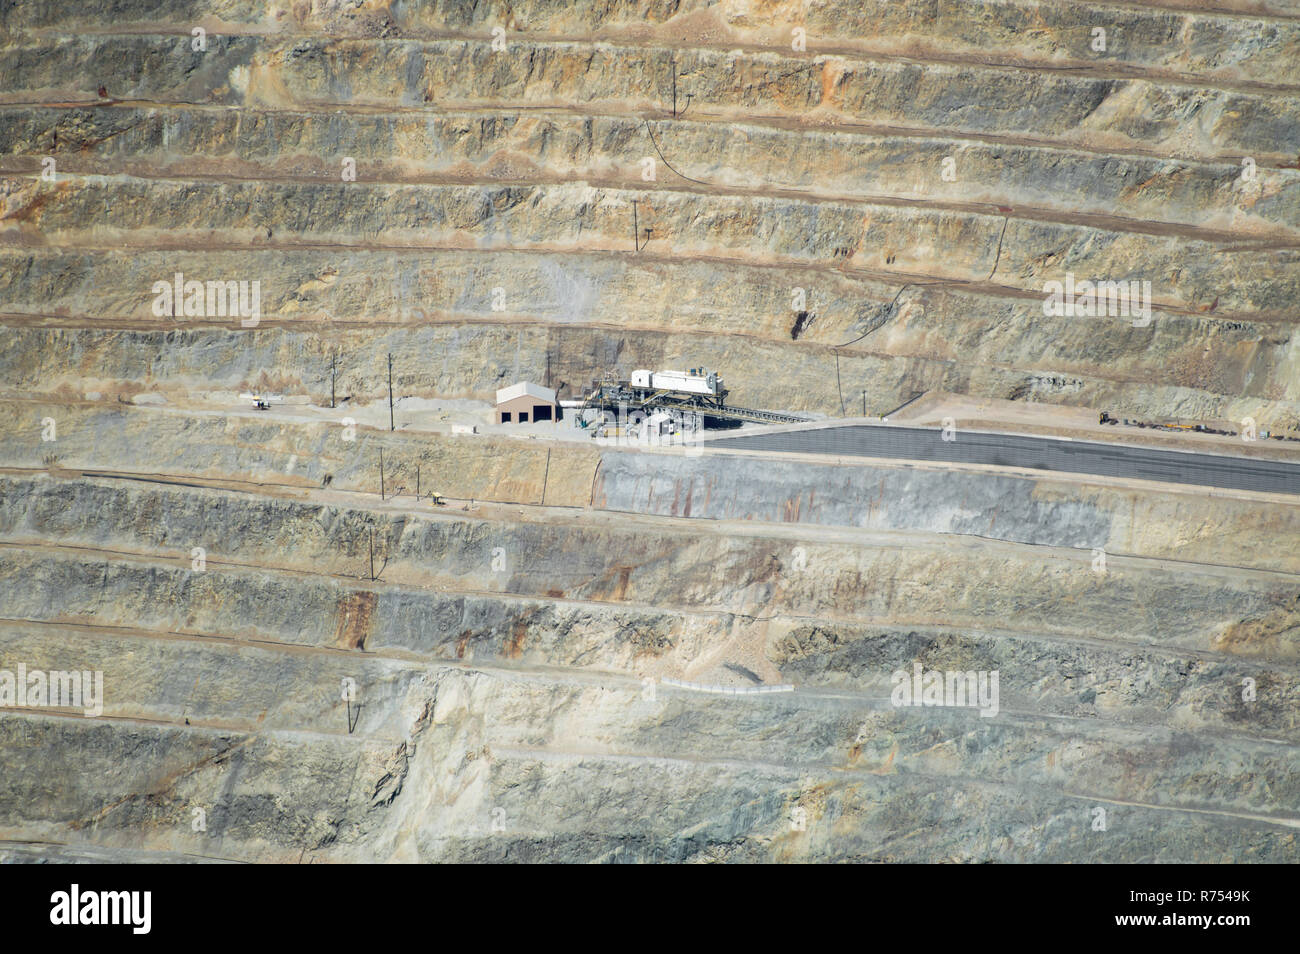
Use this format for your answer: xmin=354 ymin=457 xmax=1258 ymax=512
xmin=0 ymin=1 xmax=1297 ymax=862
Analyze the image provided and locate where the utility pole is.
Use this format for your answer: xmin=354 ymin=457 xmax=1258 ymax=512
xmin=330 ymin=351 xmax=337 ymax=409
xmin=416 ymin=464 xmax=420 ymax=499
xmin=379 ymin=447 xmax=385 ymax=500
xmin=631 ymin=200 xmax=651 ymax=252
xmin=387 ymin=352 xmax=395 ymax=431
xmin=672 ymin=56 xmax=677 ymax=117
xmin=669 ymin=56 xmax=691 ymax=118
xmin=368 ymin=528 xmax=375 ymax=580
xmin=540 ymin=449 xmax=551 ymax=507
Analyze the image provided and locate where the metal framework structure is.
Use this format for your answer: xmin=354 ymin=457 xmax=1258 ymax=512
xmin=579 ymin=374 xmax=809 ymax=426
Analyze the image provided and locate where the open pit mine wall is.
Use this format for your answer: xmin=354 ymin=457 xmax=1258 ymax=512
xmin=2 ymin=467 xmax=1298 ymax=862
xmin=4 ymin=0 xmax=1300 ymax=430
xmin=6 ymin=401 xmax=1300 ymax=577
xmin=3 ymin=0 xmax=1300 ymax=863
xmin=3 ymin=398 xmax=1297 ymax=579
xmin=6 ymin=472 xmax=1290 ymax=671
xmin=2 ymin=312 xmax=1297 ymax=433
xmin=2 ymin=407 xmax=1297 ymax=861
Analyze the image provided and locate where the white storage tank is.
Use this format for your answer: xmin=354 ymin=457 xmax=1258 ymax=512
xmin=651 ymin=369 xmax=720 ymax=396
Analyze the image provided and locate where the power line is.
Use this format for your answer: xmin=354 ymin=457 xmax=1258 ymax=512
xmin=643 ymin=119 xmax=712 ymax=187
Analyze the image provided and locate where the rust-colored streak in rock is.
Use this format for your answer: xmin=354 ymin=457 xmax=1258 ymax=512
xmin=612 ymin=566 xmax=632 ymax=601
xmin=3 ymin=183 xmax=60 ymax=226
xmin=820 ymin=60 xmax=846 ymax=109
xmin=506 ymin=619 xmax=528 ymax=658
xmin=334 ymin=590 xmax=377 ymax=650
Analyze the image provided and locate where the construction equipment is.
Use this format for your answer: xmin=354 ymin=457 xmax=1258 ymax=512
xmin=428 ymin=491 xmax=447 ymax=507
xmin=580 ymin=367 xmax=809 ymax=427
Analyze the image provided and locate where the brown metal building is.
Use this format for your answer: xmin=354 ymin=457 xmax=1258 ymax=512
xmin=495 ymin=381 xmax=556 ymax=424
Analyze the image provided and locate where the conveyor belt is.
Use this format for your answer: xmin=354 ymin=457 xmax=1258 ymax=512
xmin=581 ymin=389 xmax=810 ymax=425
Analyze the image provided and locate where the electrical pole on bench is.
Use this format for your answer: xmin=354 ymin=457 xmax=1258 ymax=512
xmin=669 ymin=55 xmax=691 ymax=118
xmin=631 ymin=200 xmax=651 ymax=252
xmin=387 ymin=352 xmax=395 ymax=431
